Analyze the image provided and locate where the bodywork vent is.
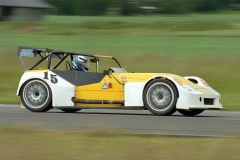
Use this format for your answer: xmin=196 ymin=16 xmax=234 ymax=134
xmin=204 ymin=98 xmax=214 ymax=105
xmin=188 ymin=78 xmax=198 ymax=84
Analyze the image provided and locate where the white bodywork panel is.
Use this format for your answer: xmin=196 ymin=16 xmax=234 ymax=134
xmin=16 ymin=71 xmax=74 ymax=107
xmin=124 ymin=76 xmax=222 ymax=110
xmin=124 ymin=82 xmax=146 ymax=106
xmin=168 ymin=76 xmax=222 ymax=110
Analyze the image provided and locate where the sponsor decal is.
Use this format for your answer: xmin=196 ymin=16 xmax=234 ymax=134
xmin=20 ymin=49 xmax=35 ymax=57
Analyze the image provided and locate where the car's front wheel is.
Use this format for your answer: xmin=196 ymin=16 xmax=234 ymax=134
xmin=143 ymin=79 xmax=177 ymax=116
xmin=20 ymin=79 xmax=52 ymax=112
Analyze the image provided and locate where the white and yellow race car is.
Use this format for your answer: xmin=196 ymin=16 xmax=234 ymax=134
xmin=16 ymin=46 xmax=223 ymax=116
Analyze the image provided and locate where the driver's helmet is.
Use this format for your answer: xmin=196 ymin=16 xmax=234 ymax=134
xmin=72 ymin=56 xmax=88 ymax=72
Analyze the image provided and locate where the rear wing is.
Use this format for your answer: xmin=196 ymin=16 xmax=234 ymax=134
xmin=17 ymin=46 xmax=52 ymax=57
xmin=18 ymin=46 xmax=53 ymax=71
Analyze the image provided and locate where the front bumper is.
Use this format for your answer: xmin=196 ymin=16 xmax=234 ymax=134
xmin=176 ymin=86 xmax=223 ymax=110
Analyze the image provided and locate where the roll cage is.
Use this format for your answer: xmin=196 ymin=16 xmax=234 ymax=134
xmin=17 ymin=46 xmax=123 ymax=72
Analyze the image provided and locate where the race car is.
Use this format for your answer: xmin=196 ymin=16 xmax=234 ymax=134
xmin=16 ymin=46 xmax=223 ymax=116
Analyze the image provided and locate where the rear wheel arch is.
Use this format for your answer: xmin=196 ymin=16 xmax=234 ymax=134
xmin=20 ymin=78 xmax=53 ymax=112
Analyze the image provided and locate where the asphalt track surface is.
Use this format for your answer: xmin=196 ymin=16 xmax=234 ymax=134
xmin=1 ymin=104 xmax=240 ymax=137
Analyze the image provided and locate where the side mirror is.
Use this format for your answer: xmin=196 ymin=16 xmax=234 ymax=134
xmin=103 ymin=70 xmax=109 ymax=75
xmin=90 ymin=58 xmax=99 ymax=63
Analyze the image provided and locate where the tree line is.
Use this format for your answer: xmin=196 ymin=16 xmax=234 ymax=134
xmin=44 ymin=0 xmax=240 ymax=15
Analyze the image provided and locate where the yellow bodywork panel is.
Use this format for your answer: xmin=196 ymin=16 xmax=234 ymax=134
xmin=110 ymin=73 xmax=191 ymax=84
xmin=75 ymin=74 xmax=124 ymax=101
xmin=186 ymin=83 xmax=213 ymax=94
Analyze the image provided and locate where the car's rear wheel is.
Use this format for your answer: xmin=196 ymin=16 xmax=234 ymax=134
xmin=60 ymin=109 xmax=81 ymax=113
xmin=20 ymin=79 xmax=52 ymax=112
xmin=143 ymin=79 xmax=177 ymax=116
xmin=177 ymin=109 xmax=204 ymax=116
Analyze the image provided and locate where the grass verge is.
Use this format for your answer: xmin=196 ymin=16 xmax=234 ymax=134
xmin=0 ymin=127 xmax=239 ymax=160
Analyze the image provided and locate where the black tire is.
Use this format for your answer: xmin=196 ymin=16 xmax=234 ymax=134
xmin=60 ymin=109 xmax=81 ymax=113
xmin=20 ymin=79 xmax=52 ymax=112
xmin=177 ymin=109 xmax=204 ymax=116
xmin=143 ymin=79 xmax=177 ymax=116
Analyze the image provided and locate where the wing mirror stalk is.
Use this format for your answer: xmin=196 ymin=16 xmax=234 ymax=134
xmin=103 ymin=70 xmax=110 ymax=75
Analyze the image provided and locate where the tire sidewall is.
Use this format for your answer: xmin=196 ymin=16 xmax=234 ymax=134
xmin=20 ymin=79 xmax=52 ymax=112
xmin=143 ymin=79 xmax=177 ymax=116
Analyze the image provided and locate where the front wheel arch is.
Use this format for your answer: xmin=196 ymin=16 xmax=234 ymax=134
xmin=143 ymin=78 xmax=179 ymax=98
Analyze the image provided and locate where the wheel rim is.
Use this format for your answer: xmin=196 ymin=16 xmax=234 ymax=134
xmin=23 ymin=80 xmax=49 ymax=109
xmin=146 ymin=82 xmax=174 ymax=112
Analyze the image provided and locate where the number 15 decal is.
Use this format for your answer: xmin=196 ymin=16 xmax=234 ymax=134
xmin=43 ymin=72 xmax=58 ymax=84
